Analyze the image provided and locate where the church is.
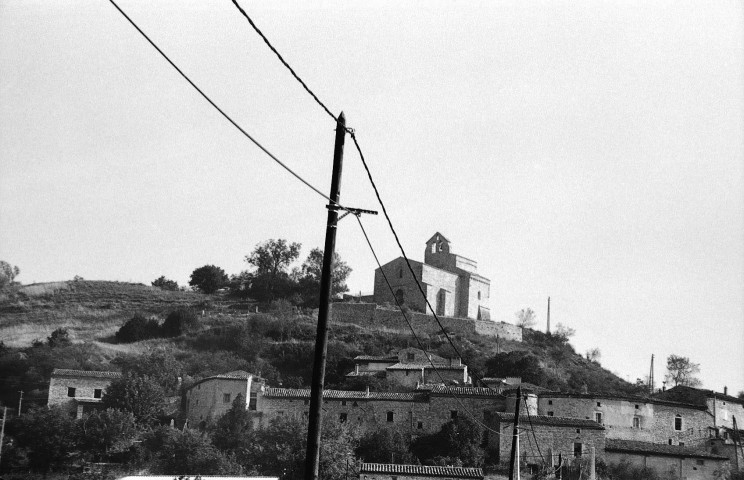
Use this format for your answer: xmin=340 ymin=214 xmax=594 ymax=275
xmin=373 ymin=232 xmax=491 ymax=320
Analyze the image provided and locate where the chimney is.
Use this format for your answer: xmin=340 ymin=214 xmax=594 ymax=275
xmin=365 ymin=386 xmax=370 ymax=397
xmin=355 ymin=364 xmax=359 ymax=374
xmin=724 ymin=386 xmax=728 ymax=396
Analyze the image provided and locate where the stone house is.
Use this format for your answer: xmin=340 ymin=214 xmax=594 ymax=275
xmin=256 ymin=385 xmax=505 ymax=436
xmin=373 ymin=233 xmax=490 ymax=320
xmin=359 ymin=463 xmax=483 ymax=480
xmin=655 ymin=385 xmax=744 ymax=441
xmin=489 ymin=413 xmax=606 ymax=466
xmin=536 ymin=392 xmax=711 ymax=446
xmin=347 ymin=348 xmax=469 ymax=387
xmin=47 ymin=369 xmax=122 ymax=419
xmin=605 ymin=439 xmax=730 ymax=480
xmin=185 ymin=370 xmax=265 ymax=427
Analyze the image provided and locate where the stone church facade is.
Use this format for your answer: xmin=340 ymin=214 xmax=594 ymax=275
xmin=373 ymin=233 xmax=490 ymax=320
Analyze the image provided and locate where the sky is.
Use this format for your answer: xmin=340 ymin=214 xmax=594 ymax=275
xmin=1 ymin=0 xmax=742 ymax=393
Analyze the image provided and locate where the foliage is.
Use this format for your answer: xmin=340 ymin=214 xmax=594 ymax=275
xmin=0 ymin=260 xmax=20 ymax=290
xmin=515 ymin=308 xmax=537 ymax=329
xmin=47 ymin=327 xmax=72 ymax=347
xmin=553 ymin=323 xmax=576 ymax=343
xmin=102 ymin=374 xmax=165 ymax=425
xmin=151 ymin=275 xmax=179 ymax=291
xmin=297 ymin=248 xmax=352 ymax=307
xmin=602 ymin=458 xmax=661 ymax=479
xmin=210 ymin=394 xmax=254 ymax=453
xmin=485 ymin=351 xmax=546 ymax=386
xmin=189 ymin=264 xmax=228 ymax=294
xmin=356 ymin=428 xmax=414 ymax=464
xmin=10 ymin=405 xmax=80 ymax=472
xmin=115 ymin=313 xmax=160 ymax=343
xmin=145 ymin=426 xmax=241 ymax=475
xmin=665 ymin=354 xmax=701 ymax=387
xmin=78 ymin=408 xmax=139 ymax=460
xmin=161 ymin=308 xmax=200 ymax=337
xmin=411 ymin=416 xmax=484 ymax=467
xmin=112 ymin=349 xmax=184 ymax=394
xmin=585 ymin=347 xmax=601 ymax=364
xmin=247 ymin=239 xmax=302 ymax=276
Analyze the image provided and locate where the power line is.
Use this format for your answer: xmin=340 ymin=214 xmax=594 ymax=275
xmin=230 ymin=0 xmax=339 ymax=123
xmin=106 ymin=0 xmax=346 ymax=210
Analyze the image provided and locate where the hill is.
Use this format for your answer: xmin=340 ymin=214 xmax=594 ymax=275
xmin=0 ymin=279 xmax=644 ymax=412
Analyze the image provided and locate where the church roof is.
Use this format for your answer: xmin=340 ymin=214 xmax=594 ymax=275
xmin=426 ymin=232 xmax=451 ymax=244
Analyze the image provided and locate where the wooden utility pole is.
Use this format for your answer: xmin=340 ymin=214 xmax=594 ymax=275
xmin=508 ymin=386 xmax=522 ymax=480
xmin=17 ymin=391 xmax=23 ymax=416
xmin=0 ymin=406 xmax=7 ymax=471
xmin=546 ymin=297 xmax=551 ymax=333
xmin=304 ymin=112 xmax=347 ymax=480
xmin=649 ymin=354 xmax=655 ymax=394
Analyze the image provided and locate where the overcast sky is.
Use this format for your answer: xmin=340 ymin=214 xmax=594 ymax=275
xmin=1 ymin=0 xmax=742 ymax=393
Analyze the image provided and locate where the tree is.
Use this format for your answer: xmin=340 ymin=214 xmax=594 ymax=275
xmin=47 ymin=327 xmax=71 ymax=347
xmin=152 ymin=275 xmax=179 ymax=291
xmin=189 ymin=264 xmax=228 ymax=294
xmin=161 ymin=308 xmax=200 ymax=337
xmin=553 ymin=323 xmax=576 ymax=343
xmin=356 ymin=428 xmax=414 ymax=464
xmin=102 ymin=374 xmax=166 ymax=425
xmin=78 ymin=408 xmax=139 ymax=460
xmin=11 ymin=405 xmax=80 ymax=472
xmin=246 ymin=239 xmax=301 ymax=301
xmin=585 ymin=348 xmax=601 ymax=364
xmin=146 ymin=426 xmax=241 ymax=475
xmin=515 ymin=308 xmax=536 ymax=330
xmin=211 ymin=394 xmax=253 ymax=454
xmin=0 ymin=260 xmax=20 ymax=290
xmin=297 ymin=248 xmax=352 ymax=307
xmin=112 ymin=349 xmax=184 ymax=394
xmin=411 ymin=416 xmax=483 ymax=467
xmin=115 ymin=313 xmax=161 ymax=343
xmin=665 ymin=354 xmax=701 ymax=387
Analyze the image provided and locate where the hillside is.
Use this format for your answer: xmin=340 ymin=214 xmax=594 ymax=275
xmin=0 ymin=280 xmax=643 ymax=412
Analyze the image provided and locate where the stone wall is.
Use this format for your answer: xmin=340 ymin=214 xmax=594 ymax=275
xmin=605 ymin=450 xmax=728 ymax=480
xmin=331 ymin=303 xmax=522 ymax=341
xmin=48 ymin=371 xmax=120 ymax=418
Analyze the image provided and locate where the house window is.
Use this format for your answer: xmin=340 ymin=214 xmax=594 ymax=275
xmin=339 ymin=413 xmax=347 ymax=423
xmin=547 ymin=411 xmax=554 ymax=416
xmin=674 ymin=415 xmax=683 ymax=431
xmin=477 ymin=291 xmax=481 ymax=300
xmin=633 ymin=417 xmax=640 ymax=428
xmin=94 ymin=389 xmax=102 ymax=399
xmin=417 ymin=421 xmax=423 ymax=429
xmin=249 ymin=393 xmax=257 ymax=411
xmin=67 ymin=387 xmax=76 ymax=397
xmin=195 ymin=399 xmax=199 ymax=406
xmin=668 ymin=439 xmax=673 ymax=445
xmin=278 ymin=411 xmax=285 ymax=416
xmin=597 ymin=402 xmax=601 ymax=407
xmin=405 ymin=371 xmax=410 ymax=376
xmin=573 ymin=443 xmax=583 ymax=457
xmin=353 ymin=401 xmax=358 ymax=407
xmin=679 ymin=442 xmax=685 ymax=447
xmin=223 ymin=393 xmax=231 ymax=403
xmin=696 ymin=460 xmax=705 ymax=466
xmin=197 ymin=385 xmax=200 ymax=390
xmin=304 ymin=399 xmax=309 ymax=405
xmin=548 ymin=400 xmax=553 ymax=405
xmin=387 ymin=411 xmax=394 ymax=422
xmin=595 ymin=412 xmax=603 ymax=424
xmin=392 ymin=476 xmax=398 ymax=480
xmin=342 ymin=400 xmax=347 ymax=406
xmin=635 ymin=404 xmax=639 ymax=409
xmin=576 ymin=429 xmax=581 ymax=434
xmin=451 ymin=410 xmax=458 ymax=420
xmin=395 ymin=289 xmax=405 ymax=305
xmin=303 ymin=411 xmax=309 ymax=417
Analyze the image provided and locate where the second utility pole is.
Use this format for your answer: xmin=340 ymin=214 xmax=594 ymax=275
xmin=304 ymin=112 xmax=346 ymax=480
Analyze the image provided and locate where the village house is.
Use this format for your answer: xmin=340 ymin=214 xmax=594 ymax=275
xmin=655 ymin=385 xmax=744 ymax=442
xmin=359 ymin=464 xmax=483 ymax=480
xmin=373 ymin=233 xmax=490 ymax=320
xmin=536 ymin=392 xmax=712 ymax=446
xmin=185 ymin=370 xmax=265 ymax=427
xmin=346 ymin=348 xmax=469 ymax=387
xmin=605 ymin=439 xmax=730 ymax=480
xmin=47 ymin=369 xmax=122 ymax=419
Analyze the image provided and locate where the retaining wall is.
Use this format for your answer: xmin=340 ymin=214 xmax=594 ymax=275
xmin=331 ymin=303 xmax=522 ymax=341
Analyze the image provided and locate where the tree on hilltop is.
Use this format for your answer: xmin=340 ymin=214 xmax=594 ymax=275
xmin=152 ymin=275 xmax=178 ymax=291
xmin=297 ymin=247 xmax=352 ymax=307
xmin=189 ymin=264 xmax=228 ymax=294
xmin=0 ymin=260 xmax=20 ymax=290
xmin=245 ymin=239 xmax=301 ymax=301
xmin=515 ymin=308 xmax=537 ymax=330
xmin=665 ymin=354 xmax=701 ymax=387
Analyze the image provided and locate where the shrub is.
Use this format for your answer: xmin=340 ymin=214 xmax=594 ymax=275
xmin=161 ymin=308 xmax=199 ymax=337
xmin=47 ymin=327 xmax=71 ymax=347
xmin=115 ymin=314 xmax=160 ymax=343
xmin=151 ymin=276 xmax=179 ymax=291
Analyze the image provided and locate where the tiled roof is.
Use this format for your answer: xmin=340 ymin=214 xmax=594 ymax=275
xmin=496 ymin=413 xmax=604 ymax=430
xmin=215 ymin=370 xmax=253 ymax=379
xmin=388 ymin=362 xmax=464 ymax=370
xmin=354 ymin=355 xmax=398 ymax=362
xmin=345 ymin=371 xmax=383 ymax=377
xmin=422 ymin=385 xmax=503 ymax=398
xmin=360 ymin=463 xmax=483 ymax=479
xmin=540 ymin=391 xmax=707 ymax=410
xmin=655 ymin=385 xmax=744 ymax=406
xmin=263 ymin=388 xmax=418 ymax=401
xmin=501 ymin=383 xmax=550 ymax=394
xmin=52 ymin=369 xmax=122 ymax=379
xmin=605 ymin=439 xmax=729 ymax=460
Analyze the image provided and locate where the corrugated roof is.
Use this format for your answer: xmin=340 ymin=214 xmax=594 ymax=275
xmin=52 ymin=369 xmax=122 ymax=379
xmin=263 ymin=388 xmax=418 ymax=401
xmin=605 ymin=439 xmax=729 ymax=460
xmin=496 ymin=413 xmax=604 ymax=430
xmin=360 ymin=463 xmax=482 ymax=479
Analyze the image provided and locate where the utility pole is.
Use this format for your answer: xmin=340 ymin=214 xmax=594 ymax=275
xmin=0 ymin=406 xmax=7 ymax=471
xmin=649 ymin=354 xmax=654 ymax=394
xmin=17 ymin=391 xmax=23 ymax=416
xmin=546 ymin=297 xmax=551 ymax=333
xmin=508 ymin=386 xmax=522 ymax=480
xmin=304 ymin=112 xmax=347 ymax=480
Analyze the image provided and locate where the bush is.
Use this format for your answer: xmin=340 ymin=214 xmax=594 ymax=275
xmin=151 ymin=276 xmax=178 ymax=291
xmin=47 ymin=327 xmax=71 ymax=347
xmin=115 ymin=314 xmax=160 ymax=343
xmin=161 ymin=308 xmax=199 ymax=337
